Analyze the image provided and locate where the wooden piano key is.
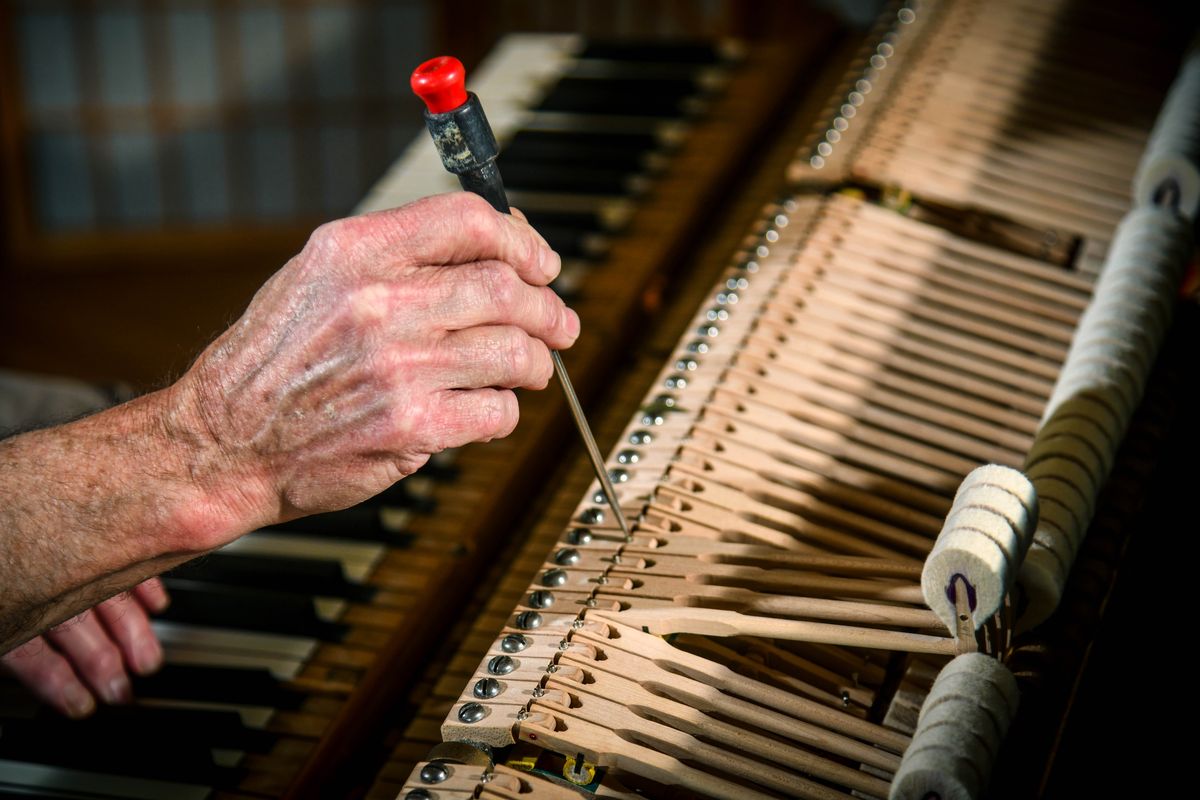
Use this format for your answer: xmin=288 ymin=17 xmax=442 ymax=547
xmin=740 ymin=332 xmax=1042 ymax=434
xmin=588 ymin=606 xmax=960 ymax=656
xmin=693 ymin=411 xmax=953 ymax=514
xmin=820 ymin=197 xmax=1096 ymax=292
xmin=667 ymin=457 xmax=934 ymax=555
xmin=679 ymin=433 xmax=947 ymax=532
xmin=723 ymin=363 xmax=1029 ymax=463
xmin=759 ymin=296 xmax=1063 ymax=391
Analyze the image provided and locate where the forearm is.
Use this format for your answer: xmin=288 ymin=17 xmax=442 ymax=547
xmin=0 ymin=385 xmax=264 ymax=652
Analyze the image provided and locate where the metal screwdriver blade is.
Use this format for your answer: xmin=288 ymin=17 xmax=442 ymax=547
xmin=552 ymin=352 xmax=632 ymax=539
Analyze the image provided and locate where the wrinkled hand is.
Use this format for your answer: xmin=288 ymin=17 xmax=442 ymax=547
xmin=178 ymin=192 xmax=578 ymax=536
xmin=1 ymin=578 xmax=168 ymax=717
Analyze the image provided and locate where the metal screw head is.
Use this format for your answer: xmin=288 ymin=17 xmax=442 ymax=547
xmin=686 ymin=339 xmax=709 ymax=354
xmin=532 ymin=686 xmax=545 ymax=697
xmin=629 ymin=430 xmax=653 ymax=445
xmin=515 ymin=610 xmax=543 ymax=630
xmin=571 ymin=619 xmax=586 ymax=630
xmin=706 ymin=307 xmax=729 ymax=321
xmin=616 ymin=449 xmax=640 ymax=465
xmin=405 ymin=790 xmax=433 ymax=800
xmin=541 ymin=568 xmax=568 ymax=587
xmin=596 ymin=575 xmax=609 ymax=585
xmin=554 ymin=547 xmax=581 ymax=565
xmin=585 ymin=598 xmax=598 ymax=607
xmin=488 ymin=655 xmax=516 ymax=675
xmin=697 ymin=323 xmax=720 ymax=337
xmin=474 ymin=677 xmax=502 ymax=699
xmin=726 ymin=276 xmax=749 ymax=290
xmin=529 ymin=590 xmax=555 ymax=609
xmin=664 ymin=374 xmax=688 ymax=390
xmin=639 ymin=412 xmax=665 ymax=426
xmin=675 ymin=357 xmax=699 ymax=372
xmin=501 ymin=633 xmax=529 ymax=652
xmin=755 ymin=244 xmax=770 ymax=258
xmin=580 ymin=507 xmax=605 ymax=524
xmin=653 ymin=393 xmax=677 ymax=408
xmin=592 ymin=489 xmax=608 ymax=504
xmin=458 ymin=702 xmax=486 ymax=723
xmin=516 ymin=709 xmax=530 ymax=721
xmin=565 ymin=527 xmax=593 ymax=545
xmin=420 ymin=762 xmax=450 ymax=784
xmin=607 ymin=468 xmax=630 ymax=484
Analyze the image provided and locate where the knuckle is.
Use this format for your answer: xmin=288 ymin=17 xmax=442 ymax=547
xmin=481 ymin=391 xmax=519 ymax=438
xmin=532 ymin=342 xmax=553 ymax=387
xmin=482 ymin=264 xmax=519 ymax=311
xmin=344 ymin=283 xmax=393 ymax=327
xmin=502 ymin=331 xmax=532 ymax=376
xmin=80 ymin=648 xmax=122 ymax=680
xmin=37 ymin=659 xmax=78 ymax=694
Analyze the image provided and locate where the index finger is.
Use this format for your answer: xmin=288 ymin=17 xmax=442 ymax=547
xmin=378 ymin=193 xmax=561 ymax=286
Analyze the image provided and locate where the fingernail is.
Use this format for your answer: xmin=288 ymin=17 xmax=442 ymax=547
xmin=101 ymin=674 xmax=132 ymax=705
xmin=64 ymin=684 xmax=96 ymax=718
xmin=565 ymin=307 xmax=580 ymax=339
xmin=133 ymin=636 xmax=163 ymax=675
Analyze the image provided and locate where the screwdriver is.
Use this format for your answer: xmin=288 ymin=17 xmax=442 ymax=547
xmin=410 ymin=55 xmax=632 ymax=540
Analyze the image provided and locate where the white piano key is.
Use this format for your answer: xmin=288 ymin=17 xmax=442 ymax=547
xmin=0 ymin=759 xmax=211 ymax=800
xmin=219 ymin=531 xmax=384 ymax=582
xmin=153 ymin=620 xmax=315 ymax=679
xmin=137 ymin=697 xmax=274 ymax=730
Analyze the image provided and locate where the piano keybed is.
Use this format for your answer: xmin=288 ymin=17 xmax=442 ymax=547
xmin=0 ymin=28 xmax=839 ymax=800
xmin=388 ymin=1 xmax=1199 ymax=798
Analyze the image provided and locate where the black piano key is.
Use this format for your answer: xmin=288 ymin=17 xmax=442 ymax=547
xmin=360 ymin=480 xmax=436 ymax=512
xmin=497 ymin=160 xmax=638 ymax=196
xmin=265 ymin=505 xmax=413 ymax=544
xmin=534 ymin=77 xmax=700 ymax=117
xmin=132 ymin=663 xmax=305 ymax=710
xmin=577 ymin=40 xmax=724 ymax=64
xmin=501 ymin=130 xmax=659 ymax=169
xmin=521 ymin=209 xmax=615 ymax=233
xmin=157 ymin=580 xmax=349 ymax=641
xmin=530 ymin=225 xmax=608 ymax=260
xmin=167 ymin=552 xmax=375 ymax=603
xmin=0 ymin=706 xmax=271 ymax=784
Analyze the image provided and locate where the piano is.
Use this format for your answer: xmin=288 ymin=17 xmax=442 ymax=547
xmin=0 ymin=22 xmax=840 ymax=800
xmin=3 ymin=0 xmax=1197 ymax=796
xmin=375 ymin=1 xmax=1200 ymax=798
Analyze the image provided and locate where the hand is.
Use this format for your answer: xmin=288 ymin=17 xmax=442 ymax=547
xmin=175 ymin=192 xmax=578 ymax=539
xmin=1 ymin=578 xmax=168 ymax=717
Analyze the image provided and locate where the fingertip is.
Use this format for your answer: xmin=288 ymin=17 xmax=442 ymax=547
xmin=63 ymin=682 xmax=97 ymax=719
xmin=136 ymin=578 xmax=171 ymax=613
xmin=542 ymin=246 xmax=562 ymax=283
xmin=131 ymin=634 xmax=164 ymax=676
